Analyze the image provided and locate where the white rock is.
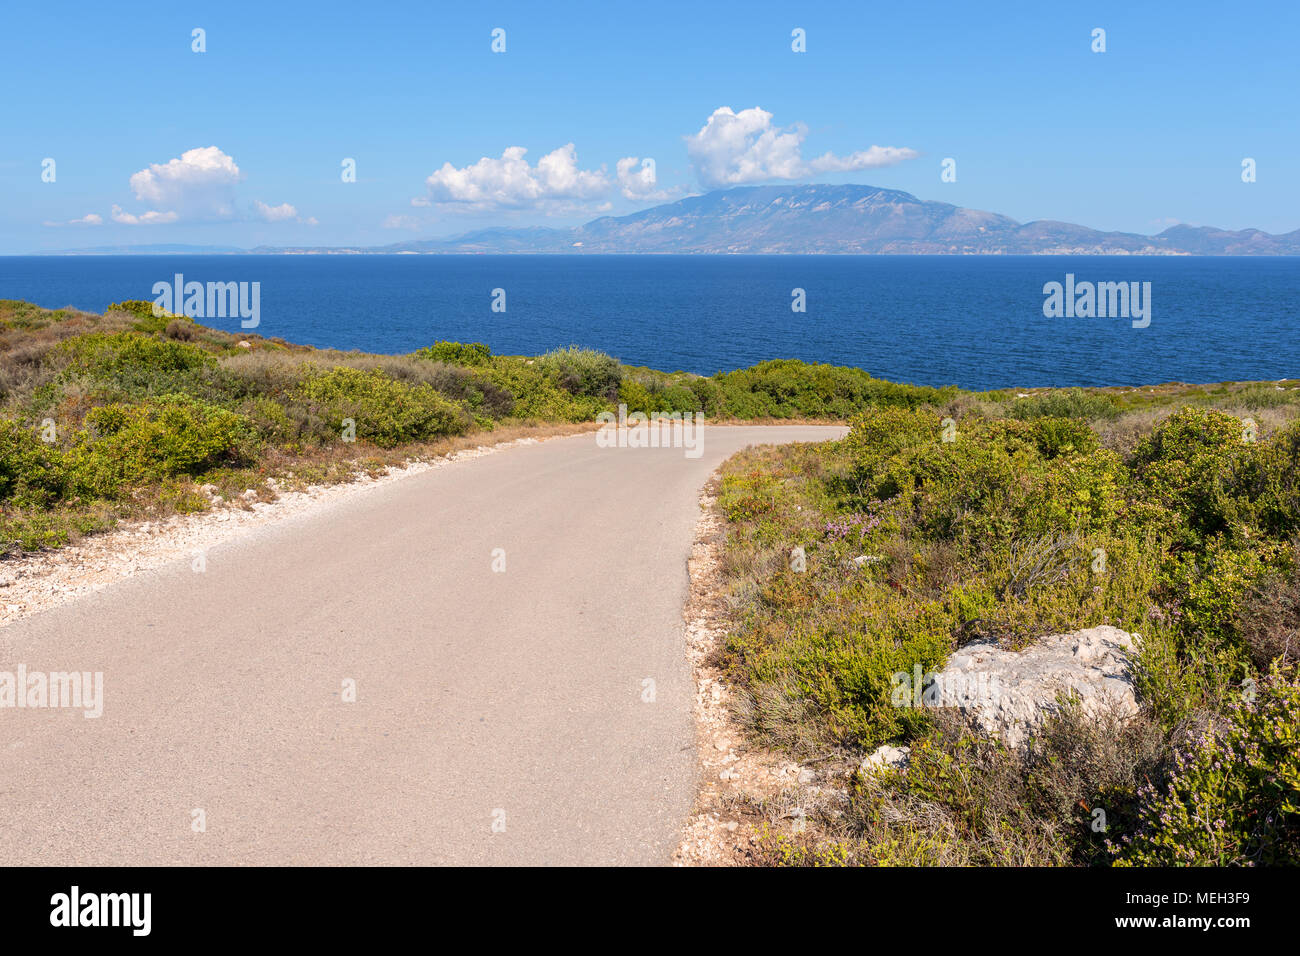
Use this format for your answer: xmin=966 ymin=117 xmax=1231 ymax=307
xmin=932 ymin=625 xmax=1140 ymax=748
xmin=860 ymin=745 xmax=911 ymax=773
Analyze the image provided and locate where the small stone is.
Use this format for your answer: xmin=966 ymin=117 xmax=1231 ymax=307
xmin=797 ymin=767 xmax=816 ymax=784
xmin=861 ymin=745 xmax=911 ymax=774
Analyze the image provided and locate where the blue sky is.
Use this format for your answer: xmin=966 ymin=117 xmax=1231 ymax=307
xmin=2 ymin=0 xmax=1297 ymax=253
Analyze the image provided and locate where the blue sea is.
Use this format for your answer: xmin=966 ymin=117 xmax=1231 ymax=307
xmin=2 ymin=255 xmax=1297 ymax=390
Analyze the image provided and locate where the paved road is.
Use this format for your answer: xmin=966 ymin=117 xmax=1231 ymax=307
xmin=0 ymin=426 xmax=844 ymax=866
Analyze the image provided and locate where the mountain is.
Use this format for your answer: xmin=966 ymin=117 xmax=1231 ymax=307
xmin=35 ymin=185 xmax=1300 ymax=256
xmin=566 ymin=185 xmax=1300 ymax=254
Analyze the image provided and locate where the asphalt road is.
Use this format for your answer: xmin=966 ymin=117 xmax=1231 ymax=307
xmin=0 ymin=425 xmax=844 ymax=866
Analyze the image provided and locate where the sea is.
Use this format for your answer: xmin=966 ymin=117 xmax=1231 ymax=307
xmin=2 ymin=254 xmax=1296 ymax=390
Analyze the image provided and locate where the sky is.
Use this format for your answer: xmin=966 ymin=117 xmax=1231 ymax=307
xmin=1 ymin=0 xmax=1297 ymax=254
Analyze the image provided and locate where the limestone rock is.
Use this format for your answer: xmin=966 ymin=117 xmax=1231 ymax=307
xmin=860 ymin=744 xmax=911 ymax=774
xmin=933 ymin=625 xmax=1140 ymax=748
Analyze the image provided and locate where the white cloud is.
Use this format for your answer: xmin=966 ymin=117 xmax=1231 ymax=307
xmin=110 ymin=205 xmax=179 ymax=225
xmin=254 ymin=200 xmax=299 ymax=222
xmin=685 ymin=107 xmax=918 ymax=188
xmin=423 ymin=144 xmax=609 ymax=210
xmin=615 ymin=157 xmax=683 ymax=201
xmin=805 ymin=147 xmax=920 ymax=173
xmin=383 ymin=214 xmax=420 ymax=230
xmin=126 ymin=146 xmax=242 ymax=220
xmin=43 ymin=213 xmax=104 ymax=227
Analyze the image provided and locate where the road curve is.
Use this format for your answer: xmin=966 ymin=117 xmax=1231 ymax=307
xmin=0 ymin=425 xmax=845 ymax=866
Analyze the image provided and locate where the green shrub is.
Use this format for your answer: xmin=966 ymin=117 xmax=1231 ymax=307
xmin=536 ymin=346 xmax=623 ymax=399
xmin=1232 ymin=418 xmax=1300 ymax=538
xmin=1031 ymin=416 xmax=1101 ymax=459
xmin=296 ymin=366 xmax=470 ymax=447
xmin=1131 ymin=406 xmax=1250 ymax=540
xmin=105 ymin=299 xmax=180 ymax=334
xmin=717 ymin=360 xmax=955 ymax=420
xmin=58 ymin=332 xmax=216 ymax=398
xmin=66 ymin=395 xmax=252 ymax=496
xmin=1117 ymin=666 xmax=1300 ymax=866
xmin=417 ymin=341 xmax=492 ymax=366
xmin=478 ymin=357 xmax=606 ymax=421
xmin=1005 ymin=388 xmax=1122 ymax=422
xmin=0 ymin=419 xmax=67 ymax=507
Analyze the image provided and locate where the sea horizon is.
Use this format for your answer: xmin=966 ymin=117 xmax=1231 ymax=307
xmin=4 ymin=253 xmax=1297 ymax=391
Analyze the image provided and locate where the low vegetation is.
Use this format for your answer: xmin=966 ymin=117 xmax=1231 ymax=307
xmin=0 ymin=299 xmax=947 ymax=554
xmin=5 ymin=299 xmax=1298 ymax=867
xmin=715 ymin=384 xmax=1300 ymax=866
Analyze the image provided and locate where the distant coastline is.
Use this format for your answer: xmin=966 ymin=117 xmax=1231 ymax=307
xmin=28 ymin=184 xmax=1300 ymax=257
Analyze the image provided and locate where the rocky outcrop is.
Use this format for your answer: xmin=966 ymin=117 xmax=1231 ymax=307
xmin=932 ymin=625 xmax=1140 ymax=748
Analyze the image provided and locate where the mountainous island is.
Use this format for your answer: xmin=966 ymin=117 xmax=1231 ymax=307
xmin=41 ymin=184 xmax=1300 ymax=256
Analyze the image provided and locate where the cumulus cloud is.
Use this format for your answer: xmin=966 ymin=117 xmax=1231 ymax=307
xmin=685 ymin=107 xmax=918 ymax=188
xmin=127 ymin=146 xmax=242 ymax=218
xmin=423 ymin=144 xmax=610 ymax=210
xmin=104 ymin=147 xmax=312 ymax=225
xmin=253 ymin=200 xmax=309 ymax=224
xmin=110 ymin=205 xmax=179 ymax=225
xmin=615 ymin=157 xmax=683 ymax=201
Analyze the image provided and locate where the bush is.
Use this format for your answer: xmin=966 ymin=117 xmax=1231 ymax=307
xmin=1233 ymin=418 xmax=1300 ymax=538
xmin=296 ymin=366 xmax=470 ymax=447
xmin=1005 ymin=388 xmax=1122 ymax=422
xmin=1235 ymin=554 xmax=1300 ymax=670
xmin=105 ymin=299 xmax=178 ymax=334
xmin=418 ymin=341 xmax=492 ymax=366
xmin=58 ymin=332 xmax=216 ymax=398
xmin=477 ymin=357 xmax=606 ymax=421
xmin=536 ymin=346 xmax=623 ymax=399
xmin=718 ymin=360 xmax=955 ymax=420
xmin=844 ymin=707 xmax=1168 ymax=866
xmin=0 ymin=419 xmax=66 ymax=507
xmin=1117 ymin=666 xmax=1300 ymax=865
xmin=1130 ymin=406 xmax=1250 ymax=540
xmin=66 ymin=395 xmax=252 ymax=496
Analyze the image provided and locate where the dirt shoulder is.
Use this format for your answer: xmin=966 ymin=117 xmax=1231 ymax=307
xmin=674 ymin=473 xmax=850 ymax=866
